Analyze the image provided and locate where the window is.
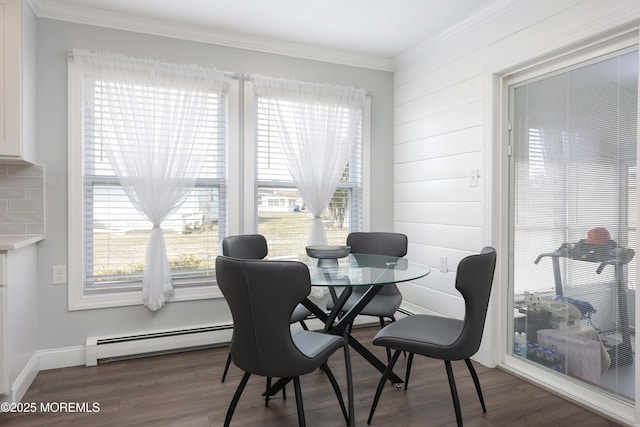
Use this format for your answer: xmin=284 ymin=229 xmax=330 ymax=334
xmin=244 ymin=81 xmax=367 ymax=258
xmin=68 ymin=55 xmax=238 ymax=310
xmin=68 ymin=55 xmax=367 ymax=310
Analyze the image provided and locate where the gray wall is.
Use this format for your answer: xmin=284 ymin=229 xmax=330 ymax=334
xmin=36 ymin=18 xmax=394 ymax=350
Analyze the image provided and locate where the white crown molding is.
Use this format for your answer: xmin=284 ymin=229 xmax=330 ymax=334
xmin=393 ymin=0 xmax=526 ymax=67
xmin=30 ymin=0 xmax=394 ymax=72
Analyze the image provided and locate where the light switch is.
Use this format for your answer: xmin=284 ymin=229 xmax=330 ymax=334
xmin=440 ymin=256 xmax=448 ymax=273
xmin=469 ymin=169 xmax=479 ymax=187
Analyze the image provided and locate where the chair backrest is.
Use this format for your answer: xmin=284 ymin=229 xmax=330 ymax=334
xmin=452 ymin=246 xmax=497 ymax=359
xmin=347 ymin=232 xmax=408 ymax=296
xmin=221 ymin=234 xmax=268 ymax=260
xmin=347 ymin=232 xmax=408 ymax=257
xmin=216 ymin=256 xmax=318 ymax=378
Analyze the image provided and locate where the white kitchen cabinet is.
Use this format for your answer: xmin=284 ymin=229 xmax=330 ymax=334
xmin=0 ymin=253 xmax=7 ymax=395
xmin=0 ymin=286 xmax=6 ymax=395
xmin=0 ymin=245 xmax=38 ymax=402
xmin=0 ymin=0 xmax=36 ymax=163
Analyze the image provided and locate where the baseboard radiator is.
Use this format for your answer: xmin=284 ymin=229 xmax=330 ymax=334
xmin=85 ymin=324 xmax=233 ymax=366
xmin=84 ymin=313 xmax=389 ymax=367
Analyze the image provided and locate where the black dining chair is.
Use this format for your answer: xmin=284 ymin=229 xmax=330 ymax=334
xmin=326 ymin=232 xmax=407 ymax=360
xmin=220 ymin=234 xmax=312 ymax=383
xmin=367 ymin=246 xmax=497 ymax=427
xmin=216 ymin=256 xmax=354 ymax=427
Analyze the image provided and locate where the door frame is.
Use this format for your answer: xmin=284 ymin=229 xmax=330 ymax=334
xmin=490 ymin=31 xmax=640 ymax=425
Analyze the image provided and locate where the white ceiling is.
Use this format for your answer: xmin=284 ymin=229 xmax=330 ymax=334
xmin=31 ymin=0 xmax=499 ymax=69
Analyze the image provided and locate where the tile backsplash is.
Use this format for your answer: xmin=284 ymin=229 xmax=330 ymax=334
xmin=0 ymin=164 xmax=45 ymax=235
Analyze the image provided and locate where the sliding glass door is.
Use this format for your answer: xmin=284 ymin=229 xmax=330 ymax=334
xmin=508 ymin=45 xmax=637 ymax=403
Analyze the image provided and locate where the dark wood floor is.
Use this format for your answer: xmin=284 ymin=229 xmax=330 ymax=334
xmin=0 ymin=326 xmax=623 ymax=426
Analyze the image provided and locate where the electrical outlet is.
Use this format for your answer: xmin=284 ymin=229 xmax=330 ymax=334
xmin=53 ymin=265 xmax=67 ymax=284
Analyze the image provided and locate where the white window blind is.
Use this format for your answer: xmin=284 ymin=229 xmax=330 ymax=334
xmin=511 ymin=48 xmax=637 ymax=295
xmin=82 ymin=74 xmax=229 ymax=291
xmin=254 ymin=95 xmax=363 ymax=258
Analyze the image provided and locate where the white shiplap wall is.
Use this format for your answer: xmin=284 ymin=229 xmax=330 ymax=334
xmin=393 ymin=0 xmax=640 ymax=369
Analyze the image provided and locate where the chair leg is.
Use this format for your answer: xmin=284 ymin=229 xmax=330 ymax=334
xmin=404 ymin=353 xmax=414 ymax=390
xmin=265 ymin=377 xmax=271 ymax=407
xmin=321 ymin=363 xmax=349 ymax=425
xmin=344 ymin=334 xmax=354 ymax=427
xmin=444 ymin=360 xmax=463 ymax=427
xmin=224 ymin=371 xmax=251 ymax=427
xmin=293 ymin=376 xmax=306 ymax=427
xmin=464 ymin=358 xmax=486 ymax=412
xmin=367 ymin=349 xmax=401 ymax=425
xmin=222 ymin=351 xmax=232 ymax=383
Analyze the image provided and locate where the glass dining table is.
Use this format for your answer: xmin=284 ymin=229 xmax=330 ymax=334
xmin=266 ymin=253 xmax=430 ymax=397
xmin=307 ymin=253 xmax=430 ymax=383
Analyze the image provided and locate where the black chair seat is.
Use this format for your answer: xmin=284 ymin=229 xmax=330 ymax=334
xmin=291 ymin=304 xmax=313 ymax=325
xmin=328 ymin=291 xmax=402 ymax=318
xmin=373 ymin=315 xmax=463 ymax=359
xmin=292 ymin=330 xmax=344 ymax=364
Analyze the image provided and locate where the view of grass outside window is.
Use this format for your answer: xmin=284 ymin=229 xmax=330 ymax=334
xmin=88 ymin=184 xmax=223 ymax=289
xmin=257 ymin=186 xmax=355 ymax=259
xmin=91 ymin=184 xmax=353 ymax=286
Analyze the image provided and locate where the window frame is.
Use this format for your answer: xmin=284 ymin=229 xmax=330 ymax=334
xmin=67 ymin=60 xmax=239 ymax=311
xmin=242 ymin=79 xmax=371 ymax=237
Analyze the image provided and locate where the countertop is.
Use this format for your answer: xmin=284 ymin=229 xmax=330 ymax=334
xmin=0 ymin=234 xmax=44 ymax=250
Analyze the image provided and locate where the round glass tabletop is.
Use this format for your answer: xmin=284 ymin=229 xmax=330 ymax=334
xmin=305 ymin=253 xmax=430 ymax=287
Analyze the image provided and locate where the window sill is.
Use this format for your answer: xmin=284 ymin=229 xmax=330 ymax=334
xmin=68 ymin=284 xmax=223 ymax=311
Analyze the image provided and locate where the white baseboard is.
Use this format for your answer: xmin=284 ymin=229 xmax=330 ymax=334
xmin=0 ymin=352 xmax=39 ymax=405
xmin=39 ymin=345 xmax=86 ymax=371
xmin=3 ymin=313 xmax=386 ymax=404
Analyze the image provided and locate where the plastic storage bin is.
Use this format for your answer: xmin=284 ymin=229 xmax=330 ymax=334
xmin=537 ymin=328 xmax=603 ymax=384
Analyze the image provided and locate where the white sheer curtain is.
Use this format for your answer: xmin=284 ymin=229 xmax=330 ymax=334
xmin=74 ymin=49 xmax=225 ymax=310
xmin=253 ymin=75 xmax=366 ymax=246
